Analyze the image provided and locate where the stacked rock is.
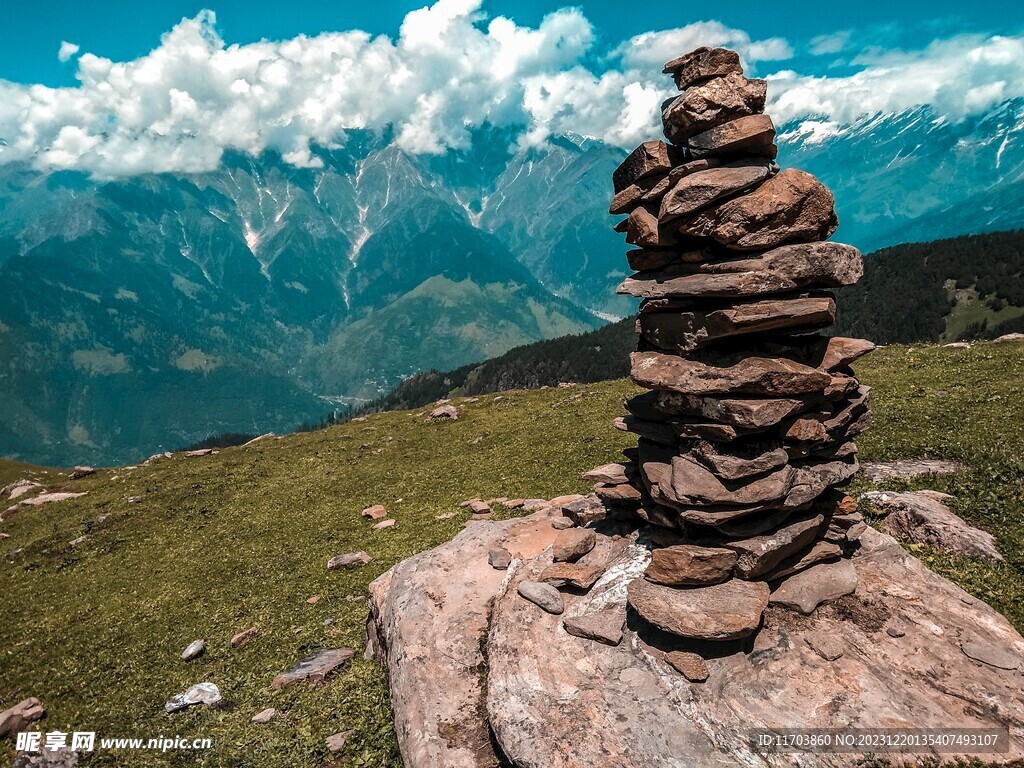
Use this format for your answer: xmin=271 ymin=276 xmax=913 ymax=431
xmin=597 ymin=47 xmax=874 ymax=647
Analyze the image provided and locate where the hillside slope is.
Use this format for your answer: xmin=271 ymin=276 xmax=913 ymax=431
xmin=2 ymin=341 xmax=1023 ymax=766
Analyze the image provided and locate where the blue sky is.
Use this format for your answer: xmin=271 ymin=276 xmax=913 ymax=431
xmin=4 ymin=0 xmax=1022 ymax=86
xmin=2 ymin=0 xmax=1024 ymax=177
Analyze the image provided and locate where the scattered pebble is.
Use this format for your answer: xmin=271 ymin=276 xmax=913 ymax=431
xmin=181 ymin=639 xmax=206 ymax=661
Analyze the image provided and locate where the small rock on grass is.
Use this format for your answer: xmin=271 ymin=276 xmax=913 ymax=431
xmin=165 ymin=682 xmax=221 ymax=713
xmin=307 ymin=595 xmax=320 ymax=604
xmin=326 ymin=730 xmax=355 ymax=753
xmin=181 ymin=639 xmax=206 ymax=661
xmin=665 ymin=651 xmax=709 ymax=682
xmin=230 ymin=627 xmax=259 ymax=648
xmin=372 ymin=518 xmax=396 ymax=530
xmin=328 ymin=552 xmax=371 ymax=570
xmin=469 ymin=500 xmax=492 ymax=514
xmin=251 ymin=707 xmax=276 ymax=724
xmin=361 ymin=504 xmax=388 ymax=520
xmin=272 ymin=648 xmax=355 ymax=688
xmin=489 ymin=547 xmax=511 ymax=570
xmin=0 ymin=697 xmax=46 ymax=739
xmin=517 ymin=581 xmax=564 ymax=614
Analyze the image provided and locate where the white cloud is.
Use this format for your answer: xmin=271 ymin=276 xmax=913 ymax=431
xmin=809 ymin=30 xmax=852 ymax=56
xmin=1 ymin=4 xmax=1023 ymax=177
xmin=57 ymin=41 xmax=80 ymax=63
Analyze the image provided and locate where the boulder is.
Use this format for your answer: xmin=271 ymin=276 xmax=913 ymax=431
xmin=272 ymin=648 xmax=355 ymax=688
xmin=665 ymin=455 xmax=795 ymax=508
xmin=659 ymin=159 xmax=775 ymax=222
xmin=2 ymin=480 xmax=41 ymax=500
xmin=645 ymin=544 xmax=737 ymax=586
xmin=618 ymin=242 xmax=863 ymax=300
xmin=627 ymin=577 xmax=769 ymax=640
xmin=663 ymin=47 xmax=742 ymax=89
xmin=631 ymin=350 xmax=831 ymax=397
xmin=369 ymin=511 xmax=1024 ymax=768
xmin=366 ymin=513 xmax=560 ymax=768
xmin=678 ymin=169 xmax=837 ymax=250
xmin=864 ymin=491 xmax=1003 ymax=563
xmin=687 ymin=114 xmax=777 ymax=159
xmin=769 ymin=558 xmax=858 ymax=614
xmin=692 ymin=445 xmax=790 ymax=480
xmin=662 ymin=75 xmax=767 ymax=144
xmin=638 ymin=295 xmax=835 ymax=353
xmin=0 ymin=697 xmax=46 ymax=739
xmin=69 ymin=466 xmax=97 ymax=479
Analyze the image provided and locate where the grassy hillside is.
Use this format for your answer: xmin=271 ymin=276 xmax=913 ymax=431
xmin=2 ymin=341 xmax=1023 ymax=766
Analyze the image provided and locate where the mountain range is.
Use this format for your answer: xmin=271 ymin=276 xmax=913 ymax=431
xmin=3 ymin=99 xmax=1024 ymax=466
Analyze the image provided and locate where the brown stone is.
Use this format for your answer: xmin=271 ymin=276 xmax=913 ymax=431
xmin=693 ymin=445 xmax=790 ymax=481
xmin=362 ymin=504 xmax=388 ymax=520
xmin=618 ymin=242 xmax=863 ymax=300
xmin=663 ymin=47 xmax=743 ymax=90
xmin=662 ymin=75 xmax=767 ymax=144
xmin=627 ymin=577 xmax=769 ymax=640
xmin=664 ymin=651 xmax=709 ymax=682
xmin=638 ymin=295 xmax=835 ymax=352
xmin=538 ymin=561 xmax=607 ymax=590
xmin=641 ymin=159 xmax=720 ymax=202
xmin=626 ymin=204 xmax=678 ymax=248
xmin=613 ymin=141 xmax=679 ymax=192
xmin=645 ymin=544 xmax=737 ymax=586
xmin=688 ymin=114 xmax=777 ymax=159
xmin=0 ymin=697 xmax=46 ymax=739
xmin=328 ymin=551 xmax=371 ymax=570
xmin=562 ymin=494 xmax=607 ymax=526
xmin=231 ymin=626 xmax=260 ymax=648
xmin=552 ymin=529 xmax=597 ymax=562
xmin=678 ymin=169 xmax=837 ymax=250
xmin=562 ymin=609 xmax=625 ymax=646
xmin=658 ymin=391 xmax=811 ymax=431
xmin=723 ymin=514 xmax=824 ymax=579
xmin=609 ymin=174 xmax=663 ymax=214
xmin=631 ymin=350 xmax=832 ymax=397
xmin=582 ymin=462 xmax=631 ymax=485
xmin=659 ymin=159 xmax=776 ymax=222
xmin=766 ymin=539 xmax=843 ymax=581
xmin=665 ymin=455 xmax=795 ymax=508
xmin=594 ymin=483 xmax=643 ymax=504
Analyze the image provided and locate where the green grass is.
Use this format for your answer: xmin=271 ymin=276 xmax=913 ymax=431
xmin=2 ymin=341 xmax=1023 ymax=766
xmin=942 ymin=286 xmax=1024 ymax=341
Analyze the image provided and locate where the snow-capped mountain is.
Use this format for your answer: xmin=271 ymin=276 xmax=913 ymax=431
xmin=2 ymin=100 xmax=1023 ymax=465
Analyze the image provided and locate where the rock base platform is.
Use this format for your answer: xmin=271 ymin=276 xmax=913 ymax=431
xmin=367 ymin=504 xmax=1024 ymax=768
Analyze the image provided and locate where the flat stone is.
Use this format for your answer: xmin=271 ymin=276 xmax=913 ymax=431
xmin=0 ymin=697 xmax=46 ymax=739
xmin=627 ymin=577 xmax=769 ymax=641
xmin=518 ymin=581 xmax=564 ymax=614
xmin=272 ymin=647 xmax=355 ymax=688
xmin=666 ymin=455 xmax=795 ymax=508
xmin=2 ymin=479 xmax=41 ymax=500
xmin=678 ymin=169 xmax=837 ymax=250
xmin=561 ymin=494 xmax=607 ymax=526
xmin=723 ymin=514 xmax=824 ymax=579
xmin=582 ymin=463 xmax=631 ymax=485
xmin=618 ymin=242 xmax=863 ymax=300
xmin=538 ymin=561 xmax=607 ymax=590
xmin=469 ymin=500 xmax=492 ymax=514
xmin=251 ymin=707 xmax=276 ymax=724
xmin=659 ymin=392 xmax=810 ymax=432
xmin=625 ymin=204 xmax=678 ymax=248
xmin=488 ymin=547 xmax=511 ymax=570
xmin=766 ymin=539 xmax=843 ymax=581
xmin=638 ymin=294 xmax=835 ymax=352
xmin=688 ymin=114 xmax=777 ymax=159
xmin=631 ymin=350 xmax=831 ymax=397
xmin=428 ymin=404 xmax=459 ymax=420
xmin=862 ymin=459 xmax=959 ymax=483
xmin=663 ymin=46 xmax=742 ymax=89
xmin=805 ymin=633 xmax=844 ymax=661
xmin=362 ymin=504 xmax=388 ymax=520
xmin=562 ymin=609 xmax=625 ymax=646
xmin=865 ymin=491 xmax=1002 ymax=563
xmin=181 ymin=639 xmax=206 ymax=661
xmin=660 ymin=159 xmax=775 ymax=222
xmin=551 ymin=516 xmax=575 ymax=530
xmin=328 ymin=551 xmax=371 ymax=570
xmin=662 ymin=75 xmax=767 ymax=144
xmin=960 ymin=641 xmax=1019 ymax=670
xmin=692 ymin=445 xmax=790 ymax=480
xmin=613 ymin=141 xmax=679 ymax=192
xmin=664 ymin=651 xmax=709 ymax=682
xmin=770 ymin=558 xmax=858 ymax=614
xmin=165 ymin=682 xmax=221 ymax=713
xmin=594 ymin=483 xmax=642 ymax=504
xmin=326 ymin=730 xmax=355 ymax=754
xmin=231 ymin=627 xmax=259 ymax=648
xmin=552 ymin=529 xmax=597 ymax=562
xmin=645 ymin=544 xmax=737 ymax=586
xmin=69 ymin=466 xmax=97 ymax=479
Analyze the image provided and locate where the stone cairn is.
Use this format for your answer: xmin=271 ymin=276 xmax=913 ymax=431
xmin=590 ymin=46 xmax=875 ymax=652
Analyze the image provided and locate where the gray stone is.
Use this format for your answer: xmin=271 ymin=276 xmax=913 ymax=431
xmin=272 ymin=647 xmax=355 ymax=688
xmin=960 ymin=641 xmax=1019 ymax=670
xmin=663 ymin=47 xmax=742 ymax=89
xmin=488 ymin=547 xmax=511 ymax=570
xmin=518 ymin=581 xmax=565 ymax=614
xmin=770 ymin=558 xmax=858 ymax=614
xmin=328 ymin=551 xmax=371 ymax=570
xmin=326 ymin=730 xmax=355 ymax=753
xmin=562 ymin=609 xmax=625 ymax=646
xmin=552 ymin=529 xmax=597 ymax=562
xmin=631 ymin=350 xmax=831 ymax=397
xmin=181 ymin=639 xmax=206 ymax=661
xmin=251 ymin=707 xmax=276 ymax=724
xmin=165 ymin=682 xmax=221 ymax=713
xmin=724 ymin=514 xmax=824 ymax=579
